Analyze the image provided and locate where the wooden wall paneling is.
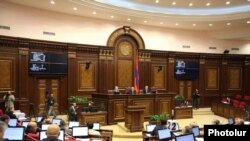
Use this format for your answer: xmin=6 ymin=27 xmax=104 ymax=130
xmin=244 ymin=57 xmax=250 ymax=95
xmin=228 ymin=67 xmax=242 ymax=90
xmin=118 ymin=60 xmax=132 ymax=87
xmin=168 ymin=57 xmax=175 ymax=92
xmin=113 ymin=100 xmax=126 ymax=121
xmin=98 ymin=54 xmax=106 ymax=93
xmin=130 ymin=96 xmax=154 ymax=118
xmin=51 ymin=79 xmax=59 ymax=114
xmin=18 ymin=47 xmax=29 ymax=100
xmin=155 ymin=95 xmax=172 ymax=115
xmin=0 ymin=57 xmax=15 ymax=92
xmin=199 ymin=58 xmax=206 ymax=107
xmin=138 ymin=52 xmax=151 ymax=89
xmin=221 ymin=60 xmax=228 ymax=97
xmin=99 ymin=49 xmax=114 ymax=93
xmin=205 ymin=67 xmax=220 ymax=90
xmin=37 ymin=79 xmax=47 ymax=115
xmin=77 ymin=59 xmax=98 ymax=95
xmin=68 ymin=51 xmax=76 ymax=97
xmin=59 ymin=76 xmax=68 ymax=114
xmin=151 ymin=64 xmax=166 ymax=91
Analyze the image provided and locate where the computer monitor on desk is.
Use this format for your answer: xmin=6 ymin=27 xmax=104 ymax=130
xmin=4 ymin=127 xmax=25 ymax=140
xmin=192 ymin=126 xmax=200 ymax=137
xmin=158 ymin=128 xmax=171 ymax=141
xmin=69 ymin=121 xmax=80 ymax=128
xmin=175 ymin=133 xmax=195 ymax=141
xmin=146 ymin=124 xmax=156 ymax=133
xmin=72 ymin=126 xmax=89 ymax=138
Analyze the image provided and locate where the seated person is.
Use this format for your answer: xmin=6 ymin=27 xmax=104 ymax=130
xmin=182 ymin=125 xmax=193 ymax=134
xmin=126 ymin=87 xmax=136 ymax=95
xmin=59 ymin=120 xmax=72 ymax=137
xmin=6 ymin=107 xmax=17 ymax=119
xmin=113 ymin=86 xmax=120 ymax=94
xmin=143 ymin=85 xmax=151 ymax=94
xmin=41 ymin=124 xmax=61 ymax=141
xmin=211 ymin=119 xmax=220 ymax=125
xmin=151 ymin=120 xmax=167 ymax=136
xmin=234 ymin=117 xmax=244 ymax=125
xmin=25 ymin=121 xmax=40 ymax=140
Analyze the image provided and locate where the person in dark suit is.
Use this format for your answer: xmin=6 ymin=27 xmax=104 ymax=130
xmin=113 ymin=86 xmax=120 ymax=94
xmin=127 ymin=87 xmax=136 ymax=95
xmin=143 ymin=85 xmax=150 ymax=94
xmin=46 ymin=93 xmax=56 ymax=118
xmin=192 ymin=89 xmax=200 ymax=109
xmin=68 ymin=103 xmax=78 ymax=121
xmin=41 ymin=124 xmax=62 ymax=141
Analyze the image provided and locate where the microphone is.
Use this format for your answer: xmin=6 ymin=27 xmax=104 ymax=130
xmin=24 ymin=133 xmax=38 ymax=141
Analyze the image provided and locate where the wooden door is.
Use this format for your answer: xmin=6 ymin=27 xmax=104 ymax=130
xmin=37 ymin=79 xmax=59 ymax=116
xmin=179 ymin=80 xmax=193 ymax=100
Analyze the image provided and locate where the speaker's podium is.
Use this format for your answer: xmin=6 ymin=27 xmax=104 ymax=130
xmin=125 ymin=105 xmax=145 ymax=132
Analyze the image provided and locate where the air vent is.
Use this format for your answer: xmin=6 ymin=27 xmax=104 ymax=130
xmin=231 ymin=48 xmax=239 ymax=51
xmin=43 ymin=31 xmax=55 ymax=36
xmin=182 ymin=45 xmax=190 ymax=48
xmin=209 ymin=47 xmax=217 ymax=50
xmin=0 ymin=25 xmax=10 ymax=30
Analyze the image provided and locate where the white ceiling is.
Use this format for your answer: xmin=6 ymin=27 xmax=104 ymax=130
xmin=4 ymin=0 xmax=250 ymax=40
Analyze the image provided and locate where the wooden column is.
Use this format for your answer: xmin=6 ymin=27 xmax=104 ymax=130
xmin=68 ymin=51 xmax=76 ymax=97
xmin=18 ymin=46 xmax=29 ymax=113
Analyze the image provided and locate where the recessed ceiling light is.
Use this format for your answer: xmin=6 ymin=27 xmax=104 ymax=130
xmin=160 ymin=22 xmax=163 ymax=25
xmin=192 ymin=24 xmax=196 ymax=27
xmin=175 ymin=23 xmax=179 ymax=26
xmin=110 ymin=15 xmax=114 ymax=19
xmin=248 ymin=0 xmax=250 ymax=2
xmin=206 ymin=2 xmax=211 ymax=6
xmin=209 ymin=24 xmax=213 ymax=27
xmin=92 ymin=11 xmax=96 ymax=15
xmin=227 ymin=22 xmax=231 ymax=26
xmin=73 ymin=7 xmax=77 ymax=11
xmin=247 ymin=21 xmax=250 ymax=24
xmin=127 ymin=18 xmax=131 ymax=21
xmin=189 ymin=3 xmax=193 ymax=6
xmin=155 ymin=0 xmax=159 ymax=3
xmin=172 ymin=2 xmax=176 ymax=6
xmin=50 ymin=0 xmax=55 ymax=5
xmin=144 ymin=20 xmax=147 ymax=23
xmin=226 ymin=1 xmax=231 ymax=5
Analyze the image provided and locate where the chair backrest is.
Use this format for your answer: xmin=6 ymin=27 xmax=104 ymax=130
xmin=239 ymin=101 xmax=246 ymax=108
xmin=235 ymin=94 xmax=242 ymax=100
xmin=243 ymin=95 xmax=250 ymax=101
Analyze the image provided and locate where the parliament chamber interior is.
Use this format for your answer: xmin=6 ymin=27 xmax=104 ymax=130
xmin=0 ymin=0 xmax=250 ymax=141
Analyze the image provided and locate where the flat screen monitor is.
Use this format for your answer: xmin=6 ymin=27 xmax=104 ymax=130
xmin=3 ymin=127 xmax=24 ymax=140
xmin=69 ymin=121 xmax=80 ymax=128
xmin=192 ymin=127 xmax=200 ymax=137
xmin=8 ymin=119 xmax=17 ymax=126
xmin=72 ymin=126 xmax=88 ymax=138
xmin=42 ymin=124 xmax=50 ymax=130
xmin=37 ymin=116 xmax=43 ymax=122
xmin=175 ymin=133 xmax=195 ymax=141
xmin=52 ymin=119 xmax=61 ymax=125
xmin=228 ymin=118 xmax=234 ymax=125
xmin=146 ymin=124 xmax=156 ymax=133
xmin=92 ymin=123 xmax=100 ymax=130
xmin=22 ymin=121 xmax=30 ymax=128
xmin=158 ymin=128 xmax=171 ymax=140
xmin=39 ymin=130 xmax=65 ymax=141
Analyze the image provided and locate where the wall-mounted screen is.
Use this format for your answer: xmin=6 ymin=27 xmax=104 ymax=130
xmin=29 ymin=52 xmax=67 ymax=75
xmin=175 ymin=60 xmax=199 ymax=79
